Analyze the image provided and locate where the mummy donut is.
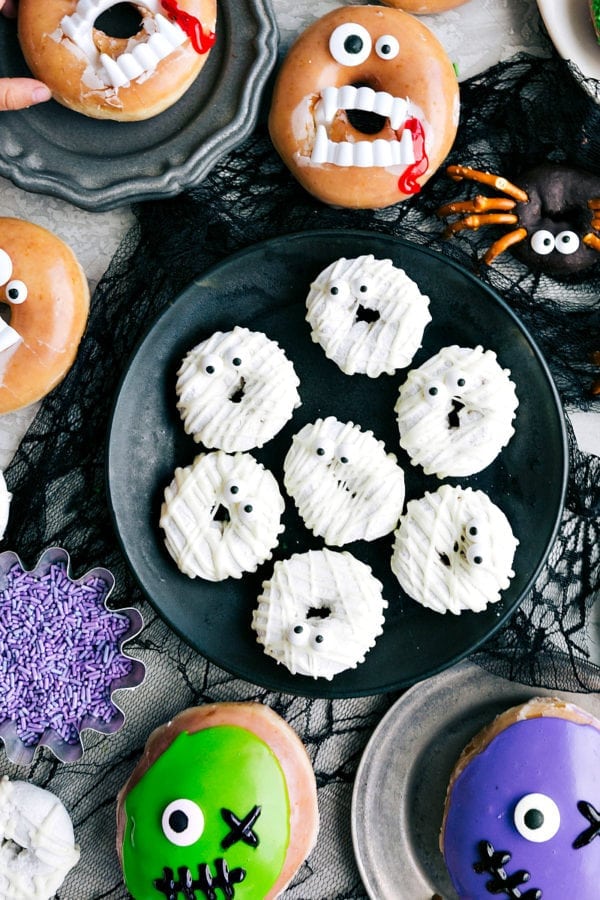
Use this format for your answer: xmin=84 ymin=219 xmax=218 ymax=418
xmin=283 ymin=417 xmax=405 ymax=546
xmin=305 ymin=255 xmax=431 ymax=377
xmin=0 ymin=776 xmax=80 ymax=900
xmin=176 ymin=326 xmax=301 ymax=452
xmin=160 ymin=451 xmax=285 ymax=581
xmin=441 ymin=698 xmax=600 ymax=900
xmin=268 ymin=5 xmax=459 ymax=208
xmin=116 ymin=702 xmax=319 ymax=900
xmin=0 ymin=218 xmax=89 ymax=415
xmin=18 ymin=0 xmax=217 ymax=121
xmin=391 ymin=484 xmax=518 ymax=614
xmin=252 ymin=549 xmax=387 ymax=680
xmin=395 ymin=345 xmax=519 ymax=478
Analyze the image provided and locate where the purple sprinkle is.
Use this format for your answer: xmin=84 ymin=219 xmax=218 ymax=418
xmin=0 ymin=559 xmax=134 ymax=747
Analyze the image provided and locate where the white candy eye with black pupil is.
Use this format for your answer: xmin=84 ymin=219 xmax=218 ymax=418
xmin=313 ymin=438 xmax=335 ymax=462
xmin=466 ymin=543 xmax=484 ymax=566
xmin=5 ymin=280 xmax=27 ymax=304
xmin=328 ymin=278 xmax=350 ymax=300
xmin=311 ymin=631 xmax=326 ymax=649
xmin=375 ymin=34 xmax=399 ymax=59
xmin=329 ymin=23 xmax=372 ymax=66
xmin=202 ymin=354 xmax=223 ymax=376
xmin=555 ymin=230 xmax=580 ymax=255
xmin=530 ymin=229 xmax=555 ymax=255
xmin=0 ymin=249 xmax=12 ymax=286
xmin=289 ymin=624 xmax=309 ymax=646
xmin=162 ymin=799 xmax=205 ymax=846
xmin=231 ymin=356 xmax=242 ymax=367
xmin=424 ymin=380 xmax=447 ymax=405
xmin=514 ymin=793 xmax=560 ymax=842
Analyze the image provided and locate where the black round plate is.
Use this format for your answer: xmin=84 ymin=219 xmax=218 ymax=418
xmin=0 ymin=0 xmax=277 ymax=210
xmin=106 ymin=230 xmax=568 ymax=698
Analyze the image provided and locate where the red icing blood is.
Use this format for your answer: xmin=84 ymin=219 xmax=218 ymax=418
xmin=398 ymin=118 xmax=429 ymax=195
xmin=160 ymin=0 xmax=216 ymax=54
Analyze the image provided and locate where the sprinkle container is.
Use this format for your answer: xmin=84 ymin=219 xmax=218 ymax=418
xmin=0 ymin=547 xmax=145 ymax=765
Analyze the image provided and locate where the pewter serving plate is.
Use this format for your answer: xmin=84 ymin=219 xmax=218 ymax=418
xmin=0 ymin=0 xmax=277 ymax=210
xmin=351 ymin=659 xmax=600 ymax=899
xmin=106 ymin=230 xmax=567 ymax=699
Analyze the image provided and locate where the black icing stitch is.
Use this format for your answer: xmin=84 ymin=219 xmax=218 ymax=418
xmin=574 ymin=800 xmax=600 ymax=849
xmin=473 ymin=841 xmax=542 ymax=899
xmin=221 ymin=805 xmax=261 ymax=849
xmin=154 ymin=860 xmax=246 ymax=900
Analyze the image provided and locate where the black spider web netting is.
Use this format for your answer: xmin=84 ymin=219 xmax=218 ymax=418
xmin=1 ymin=50 xmax=600 ymax=899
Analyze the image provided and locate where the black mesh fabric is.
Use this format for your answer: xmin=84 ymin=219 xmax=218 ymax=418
xmin=2 ymin=51 xmax=600 ymax=898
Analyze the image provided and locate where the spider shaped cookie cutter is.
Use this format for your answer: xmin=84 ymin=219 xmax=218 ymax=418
xmin=437 ymin=163 xmax=600 ymax=277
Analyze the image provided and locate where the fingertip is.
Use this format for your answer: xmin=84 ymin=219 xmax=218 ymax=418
xmin=31 ymin=85 xmax=52 ymax=104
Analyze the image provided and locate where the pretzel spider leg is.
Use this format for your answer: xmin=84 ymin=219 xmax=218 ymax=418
xmin=483 ymin=228 xmax=528 ymax=265
xmin=437 ymin=196 xmax=517 ymax=217
xmin=442 ymin=212 xmax=519 ymax=238
xmin=446 ymin=165 xmax=529 ymax=203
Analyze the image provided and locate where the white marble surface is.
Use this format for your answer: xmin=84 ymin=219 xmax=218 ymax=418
xmin=0 ymin=0 xmax=598 ymax=465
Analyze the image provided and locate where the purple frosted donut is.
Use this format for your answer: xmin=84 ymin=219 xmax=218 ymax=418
xmin=441 ymin=697 xmax=600 ymax=899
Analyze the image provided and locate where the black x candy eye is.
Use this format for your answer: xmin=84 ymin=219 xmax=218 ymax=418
xmin=573 ymin=800 xmax=600 ymax=849
xmin=221 ymin=805 xmax=262 ymax=850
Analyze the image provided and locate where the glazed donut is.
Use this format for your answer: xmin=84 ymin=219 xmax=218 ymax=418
xmin=268 ymin=5 xmax=459 ymax=209
xmin=116 ymin=702 xmax=319 ymax=900
xmin=441 ymin=697 xmax=600 ymax=899
xmin=252 ymin=548 xmax=387 ymax=680
xmin=18 ymin=0 xmax=217 ymax=121
xmin=380 ymin=0 xmax=470 ymax=12
xmin=176 ymin=325 xmax=301 ymax=452
xmin=283 ymin=417 xmax=406 ymax=546
xmin=0 ymin=218 xmax=89 ymax=415
xmin=160 ymin=450 xmax=285 ymax=581
xmin=395 ymin=344 xmax=519 ymax=478
xmin=0 ymin=776 xmax=80 ymax=900
xmin=391 ymin=483 xmax=518 ymax=614
xmin=305 ymin=255 xmax=431 ymax=376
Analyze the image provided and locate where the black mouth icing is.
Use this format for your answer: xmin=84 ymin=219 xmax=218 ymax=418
xmin=473 ymin=840 xmax=541 ymax=899
xmin=154 ymin=860 xmax=246 ymax=900
xmin=355 ymin=305 xmax=380 ymax=324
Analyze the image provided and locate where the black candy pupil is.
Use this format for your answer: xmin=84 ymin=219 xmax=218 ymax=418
xmin=244 ymin=504 xmax=253 ymax=513
xmin=294 ymin=625 xmax=304 ymax=634
xmin=315 ymin=634 xmax=324 ymax=644
xmin=331 ymin=286 xmax=339 ymax=295
xmin=380 ymin=43 xmax=391 ymax=55
xmin=344 ymin=34 xmax=363 ymax=55
xmin=429 ymin=386 xmax=438 ymax=396
xmin=232 ymin=357 xmax=242 ymax=366
xmin=524 ymin=808 xmax=544 ymax=830
xmin=7 ymin=288 xmax=18 ymax=300
xmin=206 ymin=365 xmax=215 ymax=374
xmin=457 ymin=378 xmax=466 ymax=387
xmin=317 ymin=447 xmax=325 ymax=456
xmin=169 ymin=810 xmax=189 ymax=833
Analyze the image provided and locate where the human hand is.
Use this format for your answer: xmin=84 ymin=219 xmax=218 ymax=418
xmin=0 ymin=0 xmax=51 ymax=110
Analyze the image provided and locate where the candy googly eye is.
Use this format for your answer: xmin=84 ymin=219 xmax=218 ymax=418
xmin=465 ymin=517 xmax=485 ymax=540
xmin=201 ymin=354 xmax=223 ymax=376
xmin=424 ymin=380 xmax=447 ymax=405
xmin=0 ymin=249 xmax=12 ymax=286
xmin=555 ymin=230 xmax=580 ymax=255
xmin=5 ymin=280 xmax=27 ymax=304
xmin=351 ymin=274 xmax=374 ymax=297
xmin=289 ymin=623 xmax=309 ymax=646
xmin=375 ymin=34 xmax=399 ymax=60
xmin=313 ymin=438 xmax=335 ymax=462
xmin=530 ymin=229 xmax=555 ymax=256
xmin=514 ymin=793 xmax=561 ymax=843
xmin=310 ymin=631 xmax=326 ymax=650
xmin=224 ymin=480 xmax=246 ymax=500
xmin=444 ymin=369 xmax=467 ymax=392
xmin=336 ymin=442 xmax=354 ymax=465
xmin=230 ymin=354 xmax=243 ymax=367
xmin=240 ymin=501 xmax=255 ymax=518
xmin=162 ymin=799 xmax=205 ymax=847
xmin=328 ymin=278 xmax=350 ymax=301
xmin=329 ymin=22 xmax=372 ymax=67
xmin=466 ymin=543 xmax=485 ymax=566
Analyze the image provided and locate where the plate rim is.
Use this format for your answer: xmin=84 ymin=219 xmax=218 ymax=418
xmin=0 ymin=0 xmax=278 ymax=210
xmin=537 ymin=0 xmax=600 ymax=83
xmin=350 ymin=657 xmax=600 ymax=899
xmin=106 ymin=228 xmax=569 ymax=699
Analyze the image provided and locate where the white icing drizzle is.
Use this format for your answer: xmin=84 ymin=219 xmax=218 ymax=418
xmin=160 ymin=451 xmax=285 ymax=581
xmin=0 ymin=471 xmax=11 ymax=541
xmin=176 ymin=326 xmax=301 ymax=452
xmin=0 ymin=777 xmax=80 ymax=900
xmin=0 ymin=248 xmax=25 ymax=354
xmin=395 ymin=344 xmax=519 ymax=478
xmin=252 ymin=548 xmax=387 ymax=680
xmin=391 ymin=484 xmax=519 ymax=615
xmin=306 ymin=255 xmax=431 ymax=377
xmin=309 ymin=86 xmax=421 ymax=169
xmin=59 ymin=0 xmax=187 ymax=90
xmin=283 ymin=416 xmax=405 ymax=546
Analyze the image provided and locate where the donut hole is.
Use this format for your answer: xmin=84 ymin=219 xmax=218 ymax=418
xmin=447 ymin=399 xmax=464 ymax=429
xmin=212 ymin=503 xmax=230 ymax=524
xmin=228 ymin=378 xmax=246 ymax=405
xmin=345 ymin=81 xmax=388 ymax=136
xmin=0 ymin=302 xmax=11 ymax=328
xmin=306 ymin=606 xmax=331 ymax=620
xmin=355 ymin=305 xmax=380 ymax=324
xmin=438 ymin=552 xmax=451 ymax=568
xmin=94 ymin=3 xmax=144 ymax=40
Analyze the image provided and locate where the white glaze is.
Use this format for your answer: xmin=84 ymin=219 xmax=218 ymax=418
xmin=395 ymin=344 xmax=519 ymax=478
xmin=176 ymin=326 xmax=301 ymax=452
xmin=283 ymin=416 xmax=405 ymax=545
xmin=0 ymin=777 xmax=80 ymax=900
xmin=59 ymin=0 xmax=187 ymax=90
xmin=391 ymin=484 xmax=518 ymax=615
xmin=252 ymin=548 xmax=387 ymax=680
xmin=306 ymin=255 xmax=431 ymax=377
xmin=0 ymin=471 xmax=11 ymax=540
xmin=160 ymin=451 xmax=285 ymax=581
